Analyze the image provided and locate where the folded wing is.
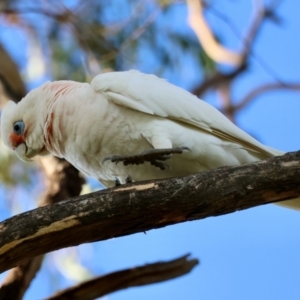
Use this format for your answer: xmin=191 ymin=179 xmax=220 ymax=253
xmin=91 ymin=70 xmax=282 ymax=157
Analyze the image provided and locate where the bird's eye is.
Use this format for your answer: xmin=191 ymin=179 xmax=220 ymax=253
xmin=13 ymin=121 xmax=25 ymax=135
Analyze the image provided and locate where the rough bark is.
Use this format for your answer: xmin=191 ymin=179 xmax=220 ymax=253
xmin=0 ymin=151 xmax=299 ymax=275
xmin=46 ymin=255 xmax=198 ymax=300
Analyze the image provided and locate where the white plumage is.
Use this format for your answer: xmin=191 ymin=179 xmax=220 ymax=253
xmin=1 ymin=70 xmax=298 ymax=209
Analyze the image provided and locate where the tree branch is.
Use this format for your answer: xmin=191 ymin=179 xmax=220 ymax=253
xmin=0 ymin=157 xmax=84 ymax=300
xmin=0 ymin=44 xmax=26 ymax=105
xmin=234 ymin=82 xmax=300 ymax=112
xmin=192 ymin=1 xmax=273 ymax=96
xmin=0 ymin=151 xmax=299 ymax=275
xmin=0 ymin=256 xmax=44 ymax=300
xmin=186 ymin=0 xmax=242 ymax=66
xmin=46 ymin=254 xmax=198 ymax=300
xmin=192 ymin=63 xmax=247 ymax=96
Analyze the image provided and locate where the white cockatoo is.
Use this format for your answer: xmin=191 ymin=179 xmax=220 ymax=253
xmin=1 ymin=70 xmax=298 ymax=209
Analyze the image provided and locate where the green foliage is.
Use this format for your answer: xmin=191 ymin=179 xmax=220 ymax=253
xmin=7 ymin=1 xmax=216 ymax=80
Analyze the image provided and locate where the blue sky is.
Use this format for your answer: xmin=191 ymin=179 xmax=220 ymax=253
xmin=1 ymin=1 xmax=300 ymax=299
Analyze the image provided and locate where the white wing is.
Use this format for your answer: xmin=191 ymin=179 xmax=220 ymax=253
xmin=91 ymin=70 xmax=281 ymax=157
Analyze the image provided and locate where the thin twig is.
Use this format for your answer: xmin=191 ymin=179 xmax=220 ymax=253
xmin=120 ymin=8 xmax=161 ymax=51
xmin=234 ymin=82 xmax=300 ymax=112
xmin=192 ymin=1 xmax=277 ymax=96
xmin=207 ymin=2 xmax=281 ymax=82
xmin=0 ymin=7 xmax=74 ymax=23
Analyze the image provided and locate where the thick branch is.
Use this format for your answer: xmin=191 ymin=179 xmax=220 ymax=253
xmin=0 ymin=44 xmax=26 ymax=105
xmin=0 ymin=151 xmax=299 ymax=274
xmin=46 ymin=254 xmax=198 ymax=300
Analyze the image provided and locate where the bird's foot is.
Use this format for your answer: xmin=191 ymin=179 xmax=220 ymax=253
xmin=114 ymin=175 xmax=133 ymax=187
xmin=103 ymin=147 xmax=190 ymax=170
xmin=125 ymin=175 xmax=133 ymax=184
xmin=114 ymin=177 xmax=122 ymax=187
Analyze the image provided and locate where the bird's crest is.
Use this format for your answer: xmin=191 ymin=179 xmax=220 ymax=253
xmin=40 ymin=80 xmax=83 ymax=156
xmin=42 ymin=81 xmax=82 ymax=101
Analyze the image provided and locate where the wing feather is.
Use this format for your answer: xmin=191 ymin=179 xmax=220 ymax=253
xmin=91 ymin=70 xmax=282 ymax=157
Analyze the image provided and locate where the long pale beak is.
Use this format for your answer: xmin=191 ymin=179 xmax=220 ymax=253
xmin=15 ymin=144 xmax=31 ymax=162
xmin=15 ymin=144 xmax=41 ymax=162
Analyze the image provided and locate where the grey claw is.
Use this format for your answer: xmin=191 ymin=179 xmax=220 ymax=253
xmin=102 ymin=156 xmax=113 ymax=164
xmin=182 ymin=146 xmax=191 ymax=151
xmin=125 ymin=175 xmax=133 ymax=184
xmin=174 ymin=146 xmax=191 ymax=152
xmin=150 ymin=161 xmax=169 ymax=170
xmin=102 ymin=146 xmax=190 ymax=170
xmin=114 ymin=177 xmax=121 ymax=186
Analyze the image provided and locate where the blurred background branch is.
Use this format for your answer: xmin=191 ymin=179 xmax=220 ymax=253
xmin=187 ymin=0 xmax=242 ymax=66
xmin=46 ymin=255 xmax=198 ymax=300
xmin=0 ymin=0 xmax=299 ymax=299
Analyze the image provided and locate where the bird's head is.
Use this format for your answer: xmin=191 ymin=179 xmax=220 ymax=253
xmin=1 ymin=92 xmax=49 ymax=162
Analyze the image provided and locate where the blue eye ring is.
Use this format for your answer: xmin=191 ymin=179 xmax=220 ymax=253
xmin=13 ymin=121 xmax=25 ymax=135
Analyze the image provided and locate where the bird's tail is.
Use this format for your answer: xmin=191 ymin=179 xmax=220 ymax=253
xmin=276 ymin=198 xmax=300 ymax=211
